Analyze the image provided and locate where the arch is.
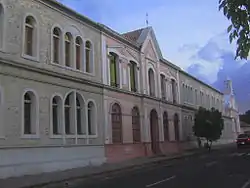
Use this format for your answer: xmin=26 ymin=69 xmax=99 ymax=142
xmin=22 ymin=89 xmax=39 ymax=137
xmin=75 ymin=36 xmax=83 ymax=70
xmin=132 ymin=106 xmax=140 ymax=143
xmin=23 ymin=15 xmax=38 ymax=58
xmin=51 ymin=94 xmax=63 ymax=135
xmin=111 ymin=103 xmax=122 ymax=143
xmin=76 ymin=92 xmax=86 ymax=135
xmin=174 ymin=113 xmax=180 ymax=141
xmin=52 ymin=27 xmax=62 ymax=64
xmin=150 ymin=109 xmax=160 ymax=154
xmin=85 ymin=40 xmax=93 ymax=73
xmin=64 ymin=32 xmax=73 ymax=67
xmin=87 ymin=100 xmax=97 ymax=136
xmin=148 ymin=68 xmax=155 ymax=97
xmin=109 ymin=52 xmax=120 ymax=87
xmin=163 ymin=111 xmax=169 ymax=141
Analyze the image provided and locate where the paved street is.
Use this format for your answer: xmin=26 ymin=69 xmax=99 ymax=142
xmin=75 ymin=147 xmax=250 ymax=188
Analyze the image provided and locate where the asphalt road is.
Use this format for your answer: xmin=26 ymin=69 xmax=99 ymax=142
xmin=75 ymin=147 xmax=250 ymax=188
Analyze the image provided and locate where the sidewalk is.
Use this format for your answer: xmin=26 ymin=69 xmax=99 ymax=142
xmin=0 ymin=144 xmax=234 ymax=188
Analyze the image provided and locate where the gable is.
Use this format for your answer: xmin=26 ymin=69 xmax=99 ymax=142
xmin=141 ymin=28 xmax=163 ymax=61
xmin=144 ymin=39 xmax=158 ymax=61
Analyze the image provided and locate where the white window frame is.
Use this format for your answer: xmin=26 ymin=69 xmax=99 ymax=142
xmin=51 ymin=26 xmax=63 ymax=65
xmin=84 ymin=40 xmax=95 ymax=75
xmin=22 ymin=14 xmax=39 ymax=62
xmin=50 ymin=94 xmax=63 ymax=139
xmin=86 ymin=99 xmax=98 ymax=138
xmin=21 ymin=89 xmax=39 ymax=139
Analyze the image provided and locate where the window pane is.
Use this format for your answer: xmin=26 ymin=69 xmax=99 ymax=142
xmin=25 ymin=26 xmax=33 ymax=56
xmin=76 ymin=45 xmax=81 ymax=70
xmin=53 ymin=36 xmax=59 ymax=63
xmin=65 ymin=107 xmax=70 ymax=134
xmin=130 ymin=64 xmax=136 ymax=92
xmin=77 ymin=108 xmax=82 ymax=134
xmin=24 ymin=101 xmax=31 ymax=134
xmin=52 ymin=104 xmax=58 ymax=134
xmin=88 ymin=107 xmax=92 ymax=135
xmin=110 ymin=56 xmax=117 ymax=87
xmin=65 ymin=42 xmax=70 ymax=67
xmin=85 ymin=49 xmax=90 ymax=72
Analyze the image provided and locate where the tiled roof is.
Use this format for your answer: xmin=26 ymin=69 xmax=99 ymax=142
xmin=122 ymin=28 xmax=144 ymax=43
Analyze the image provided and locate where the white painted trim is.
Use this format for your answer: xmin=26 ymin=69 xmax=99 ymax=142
xmin=21 ymin=13 xmax=40 ymax=62
xmin=21 ymin=88 xmax=40 ymax=139
xmin=49 ymin=93 xmax=64 ymax=139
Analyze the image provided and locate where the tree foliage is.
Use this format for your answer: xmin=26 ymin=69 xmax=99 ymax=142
xmin=193 ymin=107 xmax=224 ymax=147
xmin=219 ymin=0 xmax=250 ymax=60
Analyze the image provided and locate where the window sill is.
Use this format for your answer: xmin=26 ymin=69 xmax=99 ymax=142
xmin=22 ymin=54 xmax=39 ymax=62
xmin=21 ymin=134 xmax=40 ymax=139
xmin=50 ymin=135 xmax=63 ymax=139
xmin=88 ymin=134 xmax=98 ymax=139
xmin=50 ymin=61 xmax=95 ymax=76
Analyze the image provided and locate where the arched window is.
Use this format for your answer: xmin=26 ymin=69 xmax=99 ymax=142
xmin=171 ymin=79 xmax=177 ymax=104
xmin=109 ymin=52 xmax=119 ymax=87
xmin=24 ymin=16 xmax=36 ymax=56
xmin=130 ymin=61 xmax=137 ymax=92
xmin=65 ymin=32 xmax=72 ymax=67
xmin=174 ymin=113 xmax=180 ymax=141
xmin=87 ymin=101 xmax=96 ymax=135
xmin=160 ymin=74 xmax=166 ymax=100
xmin=148 ymin=68 xmax=155 ymax=96
xmin=132 ymin=106 xmax=140 ymax=143
xmin=75 ymin=36 xmax=83 ymax=70
xmin=52 ymin=27 xmax=61 ymax=64
xmin=23 ymin=91 xmax=38 ymax=135
xmin=85 ymin=40 xmax=92 ymax=73
xmin=111 ymin=103 xmax=122 ymax=143
xmin=52 ymin=96 xmax=62 ymax=135
xmin=64 ymin=92 xmax=74 ymax=135
xmin=76 ymin=93 xmax=85 ymax=135
xmin=163 ymin=111 xmax=169 ymax=141
xmin=0 ymin=4 xmax=4 ymax=49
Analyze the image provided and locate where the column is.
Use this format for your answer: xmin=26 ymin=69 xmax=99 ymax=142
xmin=101 ymin=34 xmax=108 ymax=85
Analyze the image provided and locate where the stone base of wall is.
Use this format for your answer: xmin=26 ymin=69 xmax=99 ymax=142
xmin=0 ymin=145 xmax=106 ymax=179
xmin=105 ymin=142 xmax=198 ymax=163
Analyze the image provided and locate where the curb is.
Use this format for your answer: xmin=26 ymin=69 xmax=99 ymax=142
xmin=24 ymin=151 xmax=202 ymax=188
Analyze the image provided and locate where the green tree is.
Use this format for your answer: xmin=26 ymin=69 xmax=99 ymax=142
xmin=193 ymin=107 xmax=224 ymax=151
xmin=219 ymin=0 xmax=250 ymax=60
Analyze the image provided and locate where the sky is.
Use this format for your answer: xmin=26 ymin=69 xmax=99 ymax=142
xmin=58 ymin=0 xmax=249 ymax=112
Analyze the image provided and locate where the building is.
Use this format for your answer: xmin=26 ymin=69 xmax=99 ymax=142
xmin=0 ymin=0 xmax=106 ymax=178
xmin=0 ymin=0 xmax=240 ymax=178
